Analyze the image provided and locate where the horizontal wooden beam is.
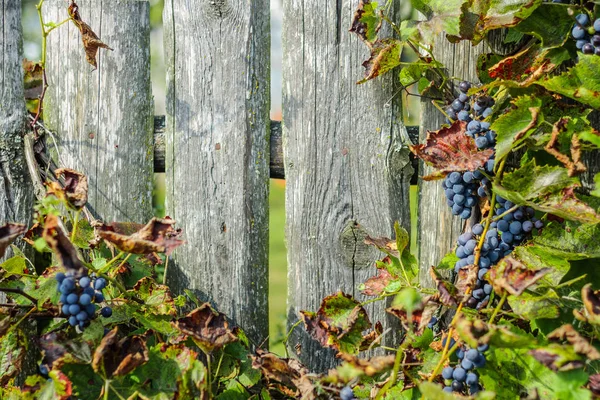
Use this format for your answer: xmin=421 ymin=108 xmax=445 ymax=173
xmin=153 ymin=116 xmax=419 ymax=183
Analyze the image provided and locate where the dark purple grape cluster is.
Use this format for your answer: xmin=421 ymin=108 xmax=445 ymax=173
xmin=572 ymin=13 xmax=600 ymax=56
xmin=56 ymin=271 xmax=112 ymax=329
xmin=441 ymin=82 xmax=497 ymax=220
xmin=453 ymin=195 xmax=544 ymax=309
xmin=442 ymin=344 xmax=488 ymax=395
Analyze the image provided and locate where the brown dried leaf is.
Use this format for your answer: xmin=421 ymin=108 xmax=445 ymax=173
xmin=429 ymin=267 xmax=458 ymax=307
xmin=455 ymin=264 xmax=479 ymax=302
xmin=529 ymin=347 xmax=584 ymax=372
xmin=577 ymin=284 xmax=600 ymax=325
xmin=545 ymin=119 xmax=587 ymax=177
xmin=588 ymin=374 xmax=600 ymax=396
xmin=410 ymin=121 xmax=494 ymax=173
xmin=42 ymin=214 xmax=86 ymax=275
xmin=23 ymin=59 xmax=43 ymax=100
xmin=0 ymin=223 xmax=27 ymax=258
xmin=349 ymin=0 xmax=382 ymax=46
xmin=358 ymin=38 xmax=402 ymax=84
xmin=173 ymin=304 xmax=238 ymax=353
xmin=387 ymin=293 xmax=440 ymax=334
xmin=96 ymin=217 xmax=185 ymax=255
xmin=336 ymin=353 xmax=395 ymax=376
xmin=251 ymin=349 xmax=309 ymax=391
xmin=55 ymin=168 xmax=88 ymax=209
xmin=487 ymin=255 xmax=550 ymax=296
xmin=68 ymin=1 xmax=113 ymax=69
xmin=547 ymin=324 xmax=600 ymax=360
xmin=92 ymin=328 xmax=149 ymax=377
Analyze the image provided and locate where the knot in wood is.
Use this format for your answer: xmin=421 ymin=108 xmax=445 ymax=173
xmin=339 ymin=220 xmax=375 ymax=270
xmin=206 ymin=0 xmax=232 ymax=18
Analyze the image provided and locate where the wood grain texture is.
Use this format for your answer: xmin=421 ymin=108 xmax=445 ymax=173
xmin=0 ymin=0 xmax=34 ymax=229
xmin=44 ymin=0 xmax=154 ymax=223
xmin=417 ymin=37 xmax=487 ymax=289
xmin=283 ymin=0 xmax=413 ymax=372
xmin=163 ymin=0 xmax=270 ymax=347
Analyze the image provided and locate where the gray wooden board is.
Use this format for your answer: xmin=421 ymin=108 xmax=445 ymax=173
xmin=163 ymin=0 xmax=270 ymax=348
xmin=0 ymin=0 xmax=33 ymax=229
xmin=417 ymin=37 xmax=489 ymax=288
xmin=44 ymin=0 xmax=154 ymax=223
xmin=282 ymin=0 xmax=412 ymax=372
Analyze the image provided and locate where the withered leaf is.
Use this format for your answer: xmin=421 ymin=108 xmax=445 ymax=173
xmin=357 ymin=38 xmax=402 ymax=84
xmin=39 ymin=332 xmax=92 ymax=370
xmin=96 ymin=217 xmax=185 ymax=255
xmin=589 ymin=374 xmax=600 ymax=396
xmin=251 ymin=349 xmax=309 ymax=391
xmin=545 ymin=119 xmax=586 ymax=177
xmin=336 ymin=353 xmax=395 ymax=377
xmin=92 ymin=327 xmax=149 ymax=377
xmin=300 ymin=292 xmax=373 ymax=355
xmin=361 ymin=268 xmax=394 ymax=297
xmin=529 ymin=346 xmax=584 ymax=372
xmin=42 ymin=214 xmax=86 ymax=275
xmin=0 ymin=223 xmax=27 ymax=258
xmin=547 ymin=324 xmax=600 ymax=360
xmin=429 ymin=267 xmax=458 ymax=307
xmin=410 ymin=121 xmax=494 ymax=174
xmin=387 ymin=293 xmax=440 ymax=334
xmin=487 ymin=256 xmax=550 ymax=296
xmin=68 ymin=1 xmax=113 ymax=69
xmin=55 ymin=168 xmax=88 ymax=209
xmin=173 ymin=303 xmax=238 ymax=353
xmin=455 ymin=264 xmax=479 ymax=302
xmin=364 ymin=236 xmax=399 ymax=258
xmin=349 ymin=0 xmax=382 ymax=45
xmin=575 ymin=284 xmax=600 ymax=325
xmin=488 ymin=44 xmax=563 ymax=87
xmin=23 ymin=59 xmax=43 ymax=100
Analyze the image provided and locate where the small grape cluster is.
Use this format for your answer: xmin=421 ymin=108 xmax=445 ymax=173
xmin=56 ymin=271 xmax=112 ymax=329
xmin=453 ymin=195 xmax=544 ymax=309
xmin=572 ymin=14 xmax=600 ymax=56
xmin=442 ymin=343 xmax=489 ymax=395
xmin=442 ymin=161 xmax=494 ymax=220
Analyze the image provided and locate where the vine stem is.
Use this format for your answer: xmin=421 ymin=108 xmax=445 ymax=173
xmin=0 ymin=287 xmax=38 ymax=305
xmin=283 ymin=319 xmax=302 ymax=358
xmin=427 ymin=301 xmax=465 ymax=383
xmin=374 ymin=338 xmax=412 ymax=400
xmin=103 ymin=379 xmax=110 ymax=400
xmin=162 ymin=255 xmax=169 ymax=285
xmin=489 ymin=292 xmax=508 ymax=325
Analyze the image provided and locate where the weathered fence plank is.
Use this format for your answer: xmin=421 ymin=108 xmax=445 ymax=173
xmin=44 ymin=0 xmax=154 ymax=223
xmin=283 ymin=1 xmax=412 ymax=371
xmin=0 ymin=0 xmax=34 ymax=229
xmin=163 ymin=0 xmax=270 ymax=347
xmin=417 ymin=38 xmax=487 ymax=288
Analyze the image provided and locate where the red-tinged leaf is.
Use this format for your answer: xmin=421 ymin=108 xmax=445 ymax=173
xmin=358 ymin=38 xmax=403 ymax=84
xmin=455 ymin=264 xmax=479 ymax=302
xmin=488 ymin=45 xmax=568 ymax=86
xmin=91 ymin=327 xmax=149 ymax=377
xmin=387 ymin=292 xmax=440 ymax=334
xmin=361 ymin=268 xmax=394 ymax=297
xmin=173 ymin=304 xmax=238 ymax=353
xmin=54 ymin=168 xmax=88 ymax=209
xmin=42 ymin=214 xmax=86 ymax=275
xmin=410 ymin=121 xmax=494 ymax=173
xmin=349 ymin=0 xmax=382 ymax=45
xmin=96 ymin=217 xmax=185 ymax=255
xmin=68 ymin=1 xmax=113 ymax=69
xmin=0 ymin=223 xmax=27 ymax=258
xmin=487 ymin=255 xmax=550 ymax=296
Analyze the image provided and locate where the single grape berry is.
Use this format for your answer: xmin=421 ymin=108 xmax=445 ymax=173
xmin=101 ymin=307 xmax=113 ymax=318
xmin=94 ymin=278 xmax=107 ymax=291
xmin=340 ymin=386 xmax=355 ymax=400
xmin=442 ymin=366 xmax=454 ymax=380
xmin=55 ymin=272 xmax=66 ymax=283
xmin=79 ymin=276 xmax=91 ymax=288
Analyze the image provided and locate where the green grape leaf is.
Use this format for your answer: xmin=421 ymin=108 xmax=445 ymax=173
xmin=0 ymin=256 xmax=28 ymax=277
xmin=300 ymin=292 xmax=373 ymax=355
xmin=436 ymin=251 xmax=459 ymax=270
xmin=508 ymin=289 xmax=560 ymax=320
xmin=510 ymin=245 xmax=570 ymax=287
xmin=130 ymin=277 xmax=176 ymax=316
xmin=409 ymin=0 xmax=467 ymax=45
xmin=492 ymin=95 xmax=543 ymax=161
xmin=479 ymin=347 xmax=591 ymax=400
xmin=593 ymin=173 xmax=600 ymax=197
xmin=453 ymin=0 xmax=543 ymax=44
xmin=533 ymin=220 xmax=600 ymax=260
xmin=0 ymin=329 xmax=26 ymax=386
xmin=21 ymin=371 xmax=73 ymax=400
xmin=514 ymin=4 xmax=572 ymax=48
xmin=495 ymin=161 xmax=600 ymax=224
xmin=71 ymin=218 xmax=94 ymax=249
xmin=536 ymin=54 xmax=600 ymax=109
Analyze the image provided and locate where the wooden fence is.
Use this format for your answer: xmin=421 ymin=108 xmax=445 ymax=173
xmin=1 ymin=0 xmax=581 ymax=373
